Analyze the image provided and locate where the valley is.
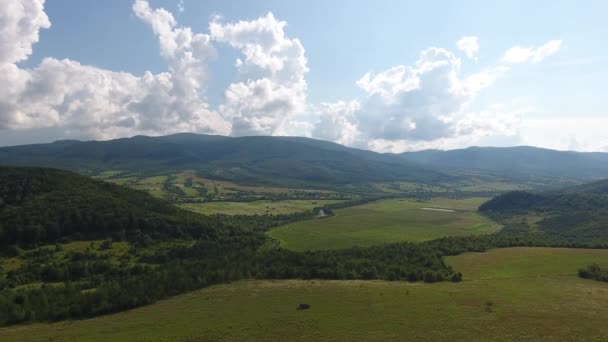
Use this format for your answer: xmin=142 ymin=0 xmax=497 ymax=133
xmin=1 ymin=134 xmax=608 ymax=341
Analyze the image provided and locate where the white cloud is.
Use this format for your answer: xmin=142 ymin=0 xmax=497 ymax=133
xmin=502 ymin=39 xmax=562 ymax=64
xmin=307 ymin=34 xmax=563 ymax=152
xmin=313 ymin=101 xmax=360 ymax=146
xmin=519 ymin=117 xmax=608 ymax=152
xmin=0 ymin=0 xmax=50 ymax=65
xmin=456 ymin=36 xmax=480 ymax=60
xmin=313 ymin=47 xmax=508 ymax=148
xmin=210 ymin=12 xmax=309 ymax=136
xmin=0 ymin=0 xmax=229 ymax=139
xmin=0 ymin=0 xmax=569 ymax=153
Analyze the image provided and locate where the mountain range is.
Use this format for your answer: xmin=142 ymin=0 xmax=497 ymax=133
xmin=1 ymin=134 xmax=608 ymax=187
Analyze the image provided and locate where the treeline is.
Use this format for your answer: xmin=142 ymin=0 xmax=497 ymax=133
xmin=0 ymin=238 xmax=460 ymax=325
xmin=578 ymin=264 xmax=608 ymax=282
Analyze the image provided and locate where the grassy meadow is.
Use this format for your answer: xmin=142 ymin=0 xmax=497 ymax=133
xmin=179 ymin=199 xmax=344 ymax=215
xmin=3 ymin=247 xmax=608 ymax=341
xmin=268 ymin=198 xmax=500 ymax=251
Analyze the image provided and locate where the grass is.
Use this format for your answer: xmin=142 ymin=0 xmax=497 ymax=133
xmin=3 ymin=247 xmax=608 ymax=341
xmin=445 ymin=246 xmax=608 ymax=279
xmin=104 ymin=171 xmax=343 ymax=203
xmin=268 ymin=198 xmax=500 ymax=251
xmin=128 ymin=176 xmax=168 ymax=199
xmin=179 ymin=199 xmax=344 ymax=215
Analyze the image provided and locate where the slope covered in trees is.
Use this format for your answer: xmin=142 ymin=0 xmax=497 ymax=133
xmin=0 ymin=134 xmax=446 ymax=187
xmin=479 ymin=179 xmax=608 ymax=243
xmin=0 ymin=167 xmax=231 ymax=247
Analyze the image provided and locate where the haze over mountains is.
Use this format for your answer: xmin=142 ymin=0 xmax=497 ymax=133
xmin=1 ymin=133 xmax=608 ymax=187
xmin=401 ymin=146 xmax=608 ymax=181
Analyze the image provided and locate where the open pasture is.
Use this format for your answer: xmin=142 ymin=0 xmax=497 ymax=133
xmin=268 ymin=198 xmax=500 ymax=251
xmin=179 ymin=199 xmax=344 ymax=215
xmin=3 ymin=247 xmax=608 ymax=341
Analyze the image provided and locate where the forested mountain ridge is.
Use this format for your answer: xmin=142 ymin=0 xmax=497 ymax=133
xmin=0 ymin=134 xmax=447 ymax=186
xmin=401 ymin=146 xmax=608 ymax=181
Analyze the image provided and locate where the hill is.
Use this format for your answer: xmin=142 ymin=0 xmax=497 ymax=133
xmin=401 ymin=146 xmax=608 ymax=182
xmin=0 ymin=167 xmax=460 ymax=326
xmin=0 ymin=166 xmax=232 ymax=247
xmin=479 ymin=179 xmax=608 ymax=243
xmin=0 ymin=134 xmax=447 ymax=187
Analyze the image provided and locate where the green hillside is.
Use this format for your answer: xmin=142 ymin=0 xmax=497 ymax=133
xmin=0 ymin=167 xmax=227 ymax=246
xmin=0 ymin=134 xmax=447 ymax=187
xmin=479 ymin=179 xmax=608 ymax=243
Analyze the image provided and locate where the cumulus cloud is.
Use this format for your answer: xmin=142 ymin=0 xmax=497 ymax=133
xmin=308 ymin=34 xmax=566 ymax=152
xmin=210 ymin=13 xmax=308 ymax=136
xmin=502 ymin=40 xmax=562 ymax=64
xmin=456 ymin=36 xmax=480 ymax=60
xmin=313 ymin=101 xmax=360 ymax=146
xmin=312 ymin=47 xmax=511 ymax=150
xmin=0 ymin=0 xmax=50 ymax=65
xmin=0 ymin=0 xmax=229 ymax=139
xmin=0 ymin=1 xmax=566 ymax=152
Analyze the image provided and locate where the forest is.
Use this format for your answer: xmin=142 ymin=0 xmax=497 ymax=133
xmin=0 ymin=167 xmax=458 ymax=325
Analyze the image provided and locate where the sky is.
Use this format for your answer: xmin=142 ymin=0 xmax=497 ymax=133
xmin=1 ymin=0 xmax=607 ymax=152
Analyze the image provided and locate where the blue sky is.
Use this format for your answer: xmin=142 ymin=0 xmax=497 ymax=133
xmin=2 ymin=0 xmax=607 ymax=151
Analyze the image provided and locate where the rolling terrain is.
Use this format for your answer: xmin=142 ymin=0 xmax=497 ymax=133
xmin=2 ymin=139 xmax=608 ymax=340
xmin=0 ymin=166 xmax=464 ymax=326
xmin=2 ymin=247 xmax=606 ymax=341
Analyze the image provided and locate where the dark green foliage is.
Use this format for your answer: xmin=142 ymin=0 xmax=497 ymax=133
xmin=478 ymin=191 xmax=545 ymax=213
xmin=578 ymin=263 xmax=608 ymax=282
xmin=479 ymin=181 xmax=608 ymax=244
xmin=0 ymin=167 xmax=229 ymax=246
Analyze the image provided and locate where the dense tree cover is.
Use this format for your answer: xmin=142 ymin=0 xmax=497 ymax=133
xmin=479 ymin=183 xmax=608 ymax=244
xmin=0 ymin=167 xmax=458 ymax=326
xmin=0 ymin=167 xmax=273 ymax=248
xmin=578 ymin=263 xmax=608 ymax=282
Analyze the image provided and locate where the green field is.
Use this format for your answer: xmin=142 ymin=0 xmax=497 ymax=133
xmin=179 ymin=199 xmax=344 ymax=215
xmin=3 ymin=247 xmax=607 ymax=341
xmin=268 ymin=198 xmax=500 ymax=251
